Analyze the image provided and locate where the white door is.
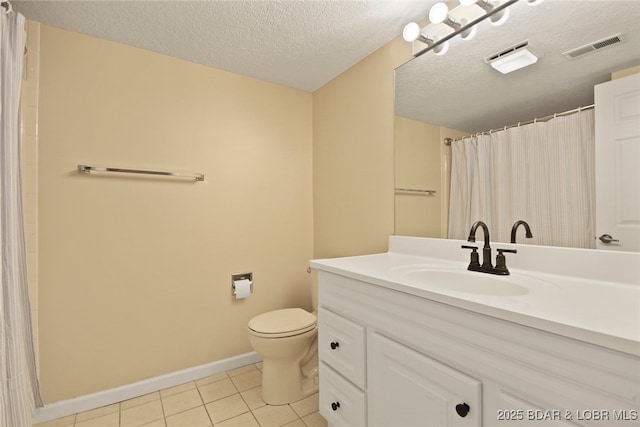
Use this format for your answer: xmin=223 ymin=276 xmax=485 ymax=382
xmin=368 ymin=332 xmax=481 ymax=427
xmin=595 ymin=73 xmax=640 ymax=252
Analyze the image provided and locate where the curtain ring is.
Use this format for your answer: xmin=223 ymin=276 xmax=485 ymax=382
xmin=1 ymin=1 xmax=12 ymax=14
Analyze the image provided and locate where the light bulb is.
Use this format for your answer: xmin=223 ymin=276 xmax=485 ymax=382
xmin=402 ymin=22 xmax=421 ymax=42
xmin=459 ymin=0 xmax=478 ymax=5
xmin=459 ymin=19 xmax=478 ymax=40
xmin=417 ymin=35 xmax=449 ymax=56
xmin=434 ymin=41 xmax=450 ymax=56
xmin=490 ymin=6 xmax=509 ymax=26
xmin=429 ymin=2 xmax=450 ymax=24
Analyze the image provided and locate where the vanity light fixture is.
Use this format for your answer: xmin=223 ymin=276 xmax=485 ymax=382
xmin=429 ymin=2 xmax=478 ymax=40
xmin=486 ymin=41 xmax=538 ymax=74
xmin=402 ymin=0 xmax=520 ymax=57
xmin=402 ymin=23 xmax=450 ymax=55
xmin=461 ymin=0 xmax=510 ymax=26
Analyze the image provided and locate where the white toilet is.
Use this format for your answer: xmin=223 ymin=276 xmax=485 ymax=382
xmin=248 ymin=302 xmax=319 ymax=405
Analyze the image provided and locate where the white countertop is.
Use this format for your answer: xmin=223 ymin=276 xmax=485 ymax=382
xmin=311 ymin=237 xmax=640 ymax=356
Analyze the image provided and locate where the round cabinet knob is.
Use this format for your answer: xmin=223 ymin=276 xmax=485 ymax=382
xmin=456 ymin=403 xmax=470 ymax=418
xmin=331 ymin=402 xmax=341 ymax=411
xmin=330 ymin=341 xmax=340 ymax=350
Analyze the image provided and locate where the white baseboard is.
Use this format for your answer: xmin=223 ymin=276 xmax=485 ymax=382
xmin=32 ymin=351 xmax=261 ymax=424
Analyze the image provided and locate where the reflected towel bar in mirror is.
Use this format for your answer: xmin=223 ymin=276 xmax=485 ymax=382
xmin=77 ymin=164 xmax=205 ymax=182
xmin=395 ymin=188 xmax=437 ymax=196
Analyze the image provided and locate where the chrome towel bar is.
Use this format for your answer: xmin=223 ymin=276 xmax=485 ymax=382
xmin=77 ymin=164 xmax=204 ymax=182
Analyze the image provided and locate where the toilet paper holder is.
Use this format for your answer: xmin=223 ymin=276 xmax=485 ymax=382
xmin=232 ymin=272 xmax=253 ymax=293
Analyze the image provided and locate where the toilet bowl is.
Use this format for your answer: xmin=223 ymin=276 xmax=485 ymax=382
xmin=248 ymin=308 xmax=319 ymax=405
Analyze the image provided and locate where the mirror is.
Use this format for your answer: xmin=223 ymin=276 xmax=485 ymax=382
xmin=394 ymin=0 xmax=640 ymax=245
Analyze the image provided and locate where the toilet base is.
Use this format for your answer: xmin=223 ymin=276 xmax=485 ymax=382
xmin=299 ymin=377 xmax=319 ymax=402
xmin=248 ymin=312 xmax=318 ymax=406
xmin=261 ymin=358 xmax=319 ymax=405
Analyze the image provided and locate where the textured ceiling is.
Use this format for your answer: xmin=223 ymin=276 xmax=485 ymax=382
xmin=395 ymin=0 xmax=640 ymax=133
xmin=11 ymin=0 xmax=640 ymax=132
xmin=12 ymin=0 xmax=435 ymax=92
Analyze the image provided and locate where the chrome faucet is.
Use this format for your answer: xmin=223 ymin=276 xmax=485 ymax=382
xmin=467 ymin=221 xmax=493 ymax=272
xmin=510 ymin=220 xmax=533 ymax=243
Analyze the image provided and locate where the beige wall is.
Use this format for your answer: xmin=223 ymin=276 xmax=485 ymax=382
xmin=36 ymin=25 xmax=313 ymax=402
xmin=612 ymin=65 xmax=640 ymax=79
xmin=312 ymin=37 xmax=412 ymax=258
xmin=393 ymin=118 xmax=466 ymax=239
xmin=394 ymin=116 xmax=442 ymax=237
xmin=31 ymin=17 xmax=422 ymax=403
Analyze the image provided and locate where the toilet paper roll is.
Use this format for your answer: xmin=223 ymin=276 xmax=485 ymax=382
xmin=233 ymin=279 xmax=252 ymax=299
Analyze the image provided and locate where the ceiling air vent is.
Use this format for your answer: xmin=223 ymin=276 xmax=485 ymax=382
xmin=486 ymin=40 xmax=530 ymax=63
xmin=562 ymin=33 xmax=624 ymax=60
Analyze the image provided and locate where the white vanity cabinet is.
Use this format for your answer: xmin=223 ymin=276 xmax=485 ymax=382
xmin=316 ymin=270 xmax=640 ymax=427
xmin=368 ymin=332 xmax=481 ymax=427
xmin=318 ymin=307 xmax=367 ymax=426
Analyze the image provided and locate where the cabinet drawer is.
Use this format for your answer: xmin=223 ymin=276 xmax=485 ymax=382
xmin=318 ymin=307 xmax=366 ymax=388
xmin=320 ymin=362 xmax=366 ymax=427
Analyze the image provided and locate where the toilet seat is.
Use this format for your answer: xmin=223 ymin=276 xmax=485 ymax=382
xmin=248 ymin=308 xmax=317 ymax=338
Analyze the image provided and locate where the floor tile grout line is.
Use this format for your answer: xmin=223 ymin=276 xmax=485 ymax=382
xmin=247 ymin=409 xmax=262 ymax=427
xmin=36 ymin=362 xmax=324 ymax=427
xmin=194 ymin=381 xmax=215 ymax=427
xmin=158 ymin=390 xmax=167 ymax=427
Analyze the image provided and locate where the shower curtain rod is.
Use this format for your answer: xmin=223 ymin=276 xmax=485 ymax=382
xmin=443 ymin=104 xmax=595 ymax=146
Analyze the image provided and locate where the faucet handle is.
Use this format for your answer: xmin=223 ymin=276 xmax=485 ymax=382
xmin=494 ymin=248 xmax=517 ymax=275
xmin=461 ymin=245 xmax=481 ymax=271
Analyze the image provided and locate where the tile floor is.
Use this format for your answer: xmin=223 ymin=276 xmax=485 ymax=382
xmin=34 ymin=363 xmax=327 ymax=427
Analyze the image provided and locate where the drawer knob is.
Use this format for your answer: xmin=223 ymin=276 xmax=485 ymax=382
xmin=330 ymin=341 xmax=340 ymax=350
xmin=331 ymin=401 xmax=341 ymax=411
xmin=455 ymin=403 xmax=470 ymax=418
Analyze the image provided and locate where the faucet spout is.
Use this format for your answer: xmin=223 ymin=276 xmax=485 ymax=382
xmin=467 ymin=221 xmax=493 ymax=271
xmin=468 ymin=220 xmax=491 ymax=249
xmin=510 ymin=220 xmax=533 ymax=243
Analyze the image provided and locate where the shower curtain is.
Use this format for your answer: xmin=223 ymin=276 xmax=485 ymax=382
xmin=1 ymin=7 xmax=43 ymax=427
xmin=449 ymin=109 xmax=595 ymax=249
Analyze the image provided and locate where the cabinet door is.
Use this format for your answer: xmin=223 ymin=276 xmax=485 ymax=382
xmin=368 ymin=333 xmax=481 ymax=427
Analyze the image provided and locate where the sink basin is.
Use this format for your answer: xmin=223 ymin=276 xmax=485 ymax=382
xmin=390 ymin=268 xmax=556 ymax=296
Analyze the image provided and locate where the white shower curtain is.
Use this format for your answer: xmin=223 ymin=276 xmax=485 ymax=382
xmin=449 ymin=109 xmax=595 ymax=249
xmin=0 ymin=7 xmax=43 ymax=427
